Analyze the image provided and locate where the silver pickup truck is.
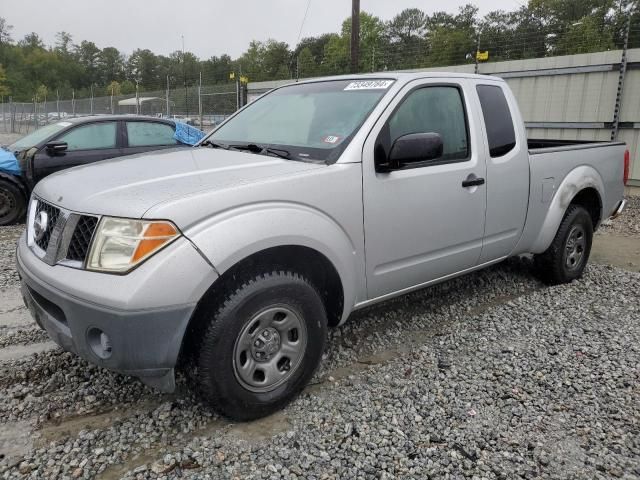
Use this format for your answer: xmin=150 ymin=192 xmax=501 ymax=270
xmin=17 ymin=73 xmax=629 ymax=420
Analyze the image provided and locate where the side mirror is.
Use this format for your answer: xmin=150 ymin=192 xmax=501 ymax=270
xmin=45 ymin=141 xmax=68 ymax=154
xmin=385 ymin=133 xmax=443 ymax=170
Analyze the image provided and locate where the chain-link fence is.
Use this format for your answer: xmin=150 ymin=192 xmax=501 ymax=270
xmin=0 ymin=83 xmax=240 ymax=135
xmin=2 ymin=21 xmax=639 ymax=136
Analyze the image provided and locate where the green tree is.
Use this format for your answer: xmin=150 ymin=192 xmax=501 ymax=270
xmin=0 ymin=17 xmax=13 ymax=46
xmin=556 ymin=15 xmax=615 ymax=54
xmin=106 ymin=80 xmax=121 ymax=96
xmin=18 ymin=32 xmax=45 ymax=51
xmin=98 ymin=47 xmax=125 ymax=84
xmin=128 ymin=49 xmax=159 ymax=88
xmin=55 ymin=31 xmax=73 ymax=55
xmin=34 ymin=83 xmax=48 ymax=102
xmin=0 ymin=64 xmax=10 ymax=96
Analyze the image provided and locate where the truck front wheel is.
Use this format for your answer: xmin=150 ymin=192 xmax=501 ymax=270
xmin=196 ymin=270 xmax=328 ymax=420
xmin=534 ymin=205 xmax=593 ymax=284
xmin=0 ymin=179 xmax=26 ymax=226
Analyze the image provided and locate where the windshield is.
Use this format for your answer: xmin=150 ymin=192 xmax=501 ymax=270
xmin=8 ymin=122 xmax=71 ymax=151
xmin=206 ymin=79 xmax=394 ymax=162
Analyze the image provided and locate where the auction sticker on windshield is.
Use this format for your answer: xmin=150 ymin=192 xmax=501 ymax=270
xmin=344 ymin=80 xmax=394 ymax=90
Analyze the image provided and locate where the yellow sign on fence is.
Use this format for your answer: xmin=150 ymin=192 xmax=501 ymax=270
xmin=476 ymin=50 xmax=489 ymax=61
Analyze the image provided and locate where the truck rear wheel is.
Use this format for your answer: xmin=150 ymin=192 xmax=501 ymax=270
xmin=196 ymin=270 xmax=327 ymax=420
xmin=534 ymin=205 xmax=593 ymax=284
xmin=0 ymin=179 xmax=26 ymax=226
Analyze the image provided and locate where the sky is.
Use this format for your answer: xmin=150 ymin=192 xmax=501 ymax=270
xmin=3 ymin=0 xmax=524 ymax=59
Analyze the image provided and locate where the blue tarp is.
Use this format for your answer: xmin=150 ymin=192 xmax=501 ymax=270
xmin=0 ymin=148 xmax=21 ymax=176
xmin=174 ymin=122 xmax=206 ymax=146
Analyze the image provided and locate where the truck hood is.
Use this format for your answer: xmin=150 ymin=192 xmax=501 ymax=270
xmin=34 ymin=147 xmax=325 ymax=218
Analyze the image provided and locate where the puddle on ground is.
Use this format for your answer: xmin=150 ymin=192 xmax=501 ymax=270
xmin=0 ymin=420 xmax=33 ymax=465
xmin=0 ymin=341 xmax=57 ymax=362
xmin=96 ymin=411 xmax=291 ymax=480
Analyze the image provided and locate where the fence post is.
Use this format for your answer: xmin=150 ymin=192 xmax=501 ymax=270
xmin=474 ymin=34 xmax=480 ymax=75
xmin=166 ymin=76 xmax=170 ymax=117
xmin=56 ymin=90 xmax=60 ymax=120
xmin=236 ymin=76 xmax=241 ymax=110
xmin=110 ymin=88 xmax=114 ymax=115
xmin=72 ymin=89 xmax=76 ymax=117
xmin=135 ymin=81 xmax=140 ymax=115
xmin=9 ymin=97 xmax=14 ymax=133
xmin=611 ymin=13 xmax=631 ymax=141
xmin=90 ymin=84 xmax=94 ymax=115
xmin=33 ymin=96 xmax=37 ymax=131
xmin=198 ymin=72 xmax=203 ymax=128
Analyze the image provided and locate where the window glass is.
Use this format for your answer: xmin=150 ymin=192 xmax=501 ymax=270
xmin=208 ymin=79 xmax=392 ymax=162
xmin=57 ymin=122 xmax=117 ymax=151
xmin=476 ymin=85 xmax=516 ymax=157
xmin=9 ymin=122 xmax=69 ymax=151
xmin=126 ymin=122 xmax=177 ymax=147
xmin=386 ymin=86 xmax=469 ymax=162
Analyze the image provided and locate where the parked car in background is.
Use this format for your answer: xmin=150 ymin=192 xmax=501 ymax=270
xmin=0 ymin=116 xmax=202 ymax=225
xmin=17 ymin=73 xmax=628 ymax=420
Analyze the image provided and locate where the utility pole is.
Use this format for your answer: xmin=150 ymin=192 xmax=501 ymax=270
xmin=182 ymin=35 xmax=188 ymax=118
xmin=350 ymin=0 xmax=360 ymax=74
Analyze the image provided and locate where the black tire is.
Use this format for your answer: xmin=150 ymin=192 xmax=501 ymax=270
xmin=0 ymin=179 xmax=26 ymax=226
xmin=534 ymin=205 xmax=593 ymax=284
xmin=196 ymin=270 xmax=327 ymax=421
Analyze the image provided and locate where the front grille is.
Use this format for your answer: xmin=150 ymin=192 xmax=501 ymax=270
xmin=66 ymin=216 xmax=98 ymax=262
xmin=34 ymin=201 xmax=61 ymax=252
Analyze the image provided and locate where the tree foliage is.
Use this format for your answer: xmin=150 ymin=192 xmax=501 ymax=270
xmin=0 ymin=0 xmax=638 ymax=102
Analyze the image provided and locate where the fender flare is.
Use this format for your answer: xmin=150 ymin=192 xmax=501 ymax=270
xmin=530 ymin=165 xmax=604 ymax=254
xmin=184 ymin=202 xmax=360 ymax=324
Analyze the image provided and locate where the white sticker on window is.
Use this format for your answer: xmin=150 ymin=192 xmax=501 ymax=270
xmin=57 ymin=122 xmax=72 ymax=127
xmin=323 ymin=135 xmax=341 ymax=144
xmin=344 ymin=80 xmax=394 ymax=91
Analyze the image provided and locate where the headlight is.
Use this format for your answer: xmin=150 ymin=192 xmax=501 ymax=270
xmin=87 ymin=217 xmax=180 ymax=273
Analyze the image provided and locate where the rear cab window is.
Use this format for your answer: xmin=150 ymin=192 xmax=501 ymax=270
xmin=476 ymin=85 xmax=516 ymax=157
xmin=126 ymin=122 xmax=177 ymax=147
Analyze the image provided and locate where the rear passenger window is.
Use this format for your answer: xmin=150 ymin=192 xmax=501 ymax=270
xmin=126 ymin=122 xmax=177 ymax=147
xmin=476 ymin=85 xmax=516 ymax=157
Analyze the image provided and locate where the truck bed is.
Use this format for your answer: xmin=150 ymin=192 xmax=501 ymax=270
xmin=528 ymin=138 xmax=624 ymax=152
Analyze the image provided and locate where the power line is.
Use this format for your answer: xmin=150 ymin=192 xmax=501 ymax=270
xmin=296 ymin=0 xmax=313 ymax=45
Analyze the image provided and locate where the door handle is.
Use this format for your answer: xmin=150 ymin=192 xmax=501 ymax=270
xmin=462 ymin=177 xmax=485 ymax=188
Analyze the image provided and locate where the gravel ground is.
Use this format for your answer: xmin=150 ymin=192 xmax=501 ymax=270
xmin=0 ymin=225 xmax=22 ymax=290
xmin=599 ymin=195 xmax=640 ymax=237
xmin=0 ymin=202 xmax=638 ymax=479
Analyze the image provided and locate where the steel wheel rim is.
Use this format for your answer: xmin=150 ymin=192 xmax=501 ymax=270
xmin=233 ymin=305 xmax=307 ymax=393
xmin=0 ymin=189 xmax=15 ymax=218
xmin=565 ymin=225 xmax=586 ymax=271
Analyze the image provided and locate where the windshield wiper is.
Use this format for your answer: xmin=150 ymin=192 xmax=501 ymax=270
xmin=200 ymin=140 xmax=230 ymax=150
xmin=230 ymin=143 xmax=292 ymax=159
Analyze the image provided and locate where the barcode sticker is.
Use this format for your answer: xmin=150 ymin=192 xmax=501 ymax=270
xmin=344 ymin=80 xmax=394 ymax=91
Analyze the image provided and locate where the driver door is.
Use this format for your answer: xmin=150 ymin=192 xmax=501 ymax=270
xmin=362 ymin=79 xmax=488 ymax=299
xmin=32 ymin=121 xmax=121 ymax=184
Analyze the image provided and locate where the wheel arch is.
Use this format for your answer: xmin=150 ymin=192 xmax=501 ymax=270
xmin=530 ymin=165 xmax=605 ymax=254
xmin=179 ymin=244 xmax=346 ymax=368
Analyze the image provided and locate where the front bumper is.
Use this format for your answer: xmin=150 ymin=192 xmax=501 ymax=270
xmin=16 ymin=233 xmax=218 ymax=391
